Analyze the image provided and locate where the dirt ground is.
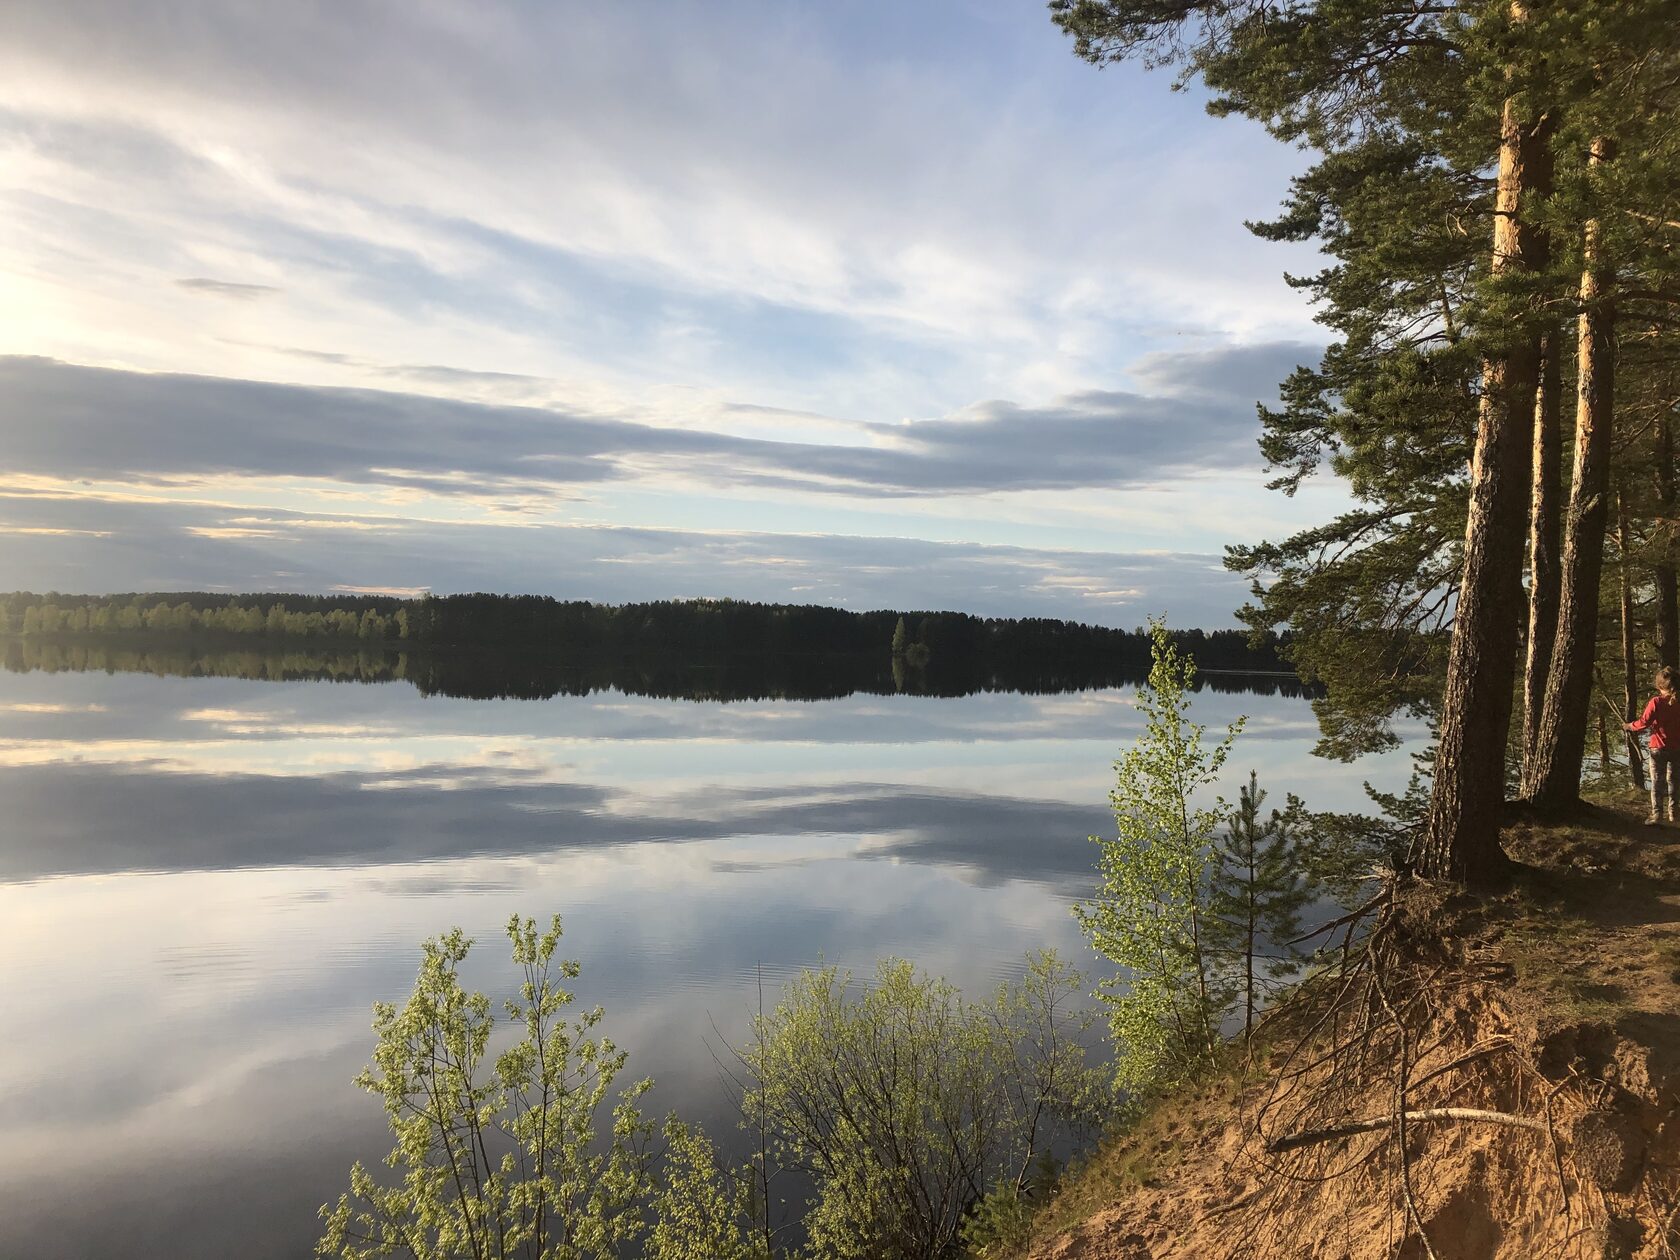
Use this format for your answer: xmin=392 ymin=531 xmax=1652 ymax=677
xmin=1016 ymin=797 xmax=1680 ymax=1260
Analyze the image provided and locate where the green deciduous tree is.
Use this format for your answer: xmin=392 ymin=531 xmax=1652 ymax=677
xmin=738 ymin=953 xmax=1108 ymax=1260
xmin=1075 ymin=618 xmax=1244 ymax=1093
xmin=318 ymin=916 xmax=654 ymax=1260
xmin=646 ymin=1121 xmax=766 ymax=1260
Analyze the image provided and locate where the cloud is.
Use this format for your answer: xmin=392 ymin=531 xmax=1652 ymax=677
xmin=0 ymin=0 xmax=1320 ymax=420
xmin=0 ymin=490 xmax=1252 ymax=624
xmin=1129 ymin=341 xmax=1319 ymax=402
xmin=174 ymin=277 xmax=281 ymax=300
xmin=0 ymin=2 xmax=1333 ymax=618
xmin=0 ymin=348 xmax=1312 ymax=497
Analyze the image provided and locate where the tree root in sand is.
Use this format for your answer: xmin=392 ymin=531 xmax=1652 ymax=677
xmin=1028 ymin=877 xmax=1680 ymax=1260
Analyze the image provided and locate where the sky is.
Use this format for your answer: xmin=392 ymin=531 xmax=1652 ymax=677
xmin=0 ymin=0 xmax=1343 ymax=627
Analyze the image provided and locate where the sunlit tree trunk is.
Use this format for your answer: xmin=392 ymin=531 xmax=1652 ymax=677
xmin=1416 ymin=92 xmax=1552 ymax=882
xmin=1521 ymin=330 xmax=1563 ymax=792
xmin=1527 ymin=136 xmax=1618 ymax=809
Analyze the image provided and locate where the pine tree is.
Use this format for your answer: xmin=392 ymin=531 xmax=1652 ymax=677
xmin=1227 ymin=137 xmax=1485 ymax=761
xmin=1054 ymin=0 xmax=1680 ymax=869
xmin=1051 ymin=0 xmax=1546 ymax=880
xmin=1207 ymin=772 xmax=1314 ymax=1041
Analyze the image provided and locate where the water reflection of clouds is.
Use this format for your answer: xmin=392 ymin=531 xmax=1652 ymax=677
xmin=1 ymin=836 xmax=1094 ymax=1258
xmin=0 ymin=668 xmax=1416 ymax=1260
xmin=0 ymin=760 xmax=1111 ymax=890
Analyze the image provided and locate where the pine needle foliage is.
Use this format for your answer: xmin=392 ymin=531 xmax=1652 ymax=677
xmin=1207 ymin=772 xmax=1315 ymax=1040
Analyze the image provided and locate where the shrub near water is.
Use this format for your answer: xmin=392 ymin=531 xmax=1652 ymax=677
xmin=320 ymin=925 xmax=1108 ymax=1260
xmin=1076 ymin=620 xmax=1326 ymax=1098
xmin=739 ymin=954 xmax=1109 ymax=1259
xmin=317 ymin=917 xmax=654 ymax=1260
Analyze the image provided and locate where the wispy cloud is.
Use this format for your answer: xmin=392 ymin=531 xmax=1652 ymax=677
xmin=175 ymin=277 xmax=281 ymax=300
xmin=0 ymin=489 xmax=1253 ymax=625
xmin=0 ymin=1 xmax=1318 ymax=404
xmin=0 ymin=347 xmax=1312 ymax=498
xmin=0 ymin=0 xmax=1332 ymax=619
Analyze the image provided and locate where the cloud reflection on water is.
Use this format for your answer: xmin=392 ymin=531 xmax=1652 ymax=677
xmin=0 ymin=668 xmax=1411 ymax=1260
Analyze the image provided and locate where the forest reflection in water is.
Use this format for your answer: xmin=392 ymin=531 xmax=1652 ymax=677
xmin=0 ymin=651 xmax=1375 ymax=1260
xmin=1 ymin=635 xmax=1316 ymax=702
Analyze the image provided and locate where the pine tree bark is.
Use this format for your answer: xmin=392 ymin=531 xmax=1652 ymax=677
xmin=1655 ymin=411 xmax=1678 ymax=665
xmin=1619 ymin=483 xmax=1647 ymax=789
xmin=1525 ymin=136 xmax=1618 ymax=809
xmin=1415 ymin=95 xmax=1553 ymax=882
xmin=1521 ymin=330 xmax=1563 ymax=792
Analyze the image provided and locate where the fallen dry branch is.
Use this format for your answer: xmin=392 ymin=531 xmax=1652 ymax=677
xmin=1264 ymin=1106 xmax=1553 ymax=1154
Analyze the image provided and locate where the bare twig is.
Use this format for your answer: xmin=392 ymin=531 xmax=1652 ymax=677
xmin=1405 ymin=1037 xmax=1515 ymax=1096
xmin=1372 ymin=951 xmax=1440 ymax=1260
xmin=1286 ymin=889 xmax=1390 ymax=949
xmin=1542 ymin=1074 xmax=1574 ymax=1217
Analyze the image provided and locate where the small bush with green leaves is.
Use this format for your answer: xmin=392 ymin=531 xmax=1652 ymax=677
xmin=738 ymin=951 xmax=1109 ymax=1260
xmin=317 ymin=916 xmax=653 ymax=1260
xmin=320 ymin=923 xmax=1108 ymax=1260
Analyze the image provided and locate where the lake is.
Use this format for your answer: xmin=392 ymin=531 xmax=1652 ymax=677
xmin=0 ymin=656 xmax=1410 ymax=1258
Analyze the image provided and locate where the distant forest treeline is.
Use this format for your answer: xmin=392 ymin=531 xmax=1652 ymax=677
xmin=0 ymin=591 xmax=1296 ymax=692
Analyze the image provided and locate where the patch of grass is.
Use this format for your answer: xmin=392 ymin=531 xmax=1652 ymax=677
xmin=1495 ymin=893 xmax=1635 ymax=1022
xmin=1654 ymin=933 xmax=1680 ymax=981
xmin=1014 ymin=1119 xmax=1175 ymax=1243
xmin=1582 ymin=781 xmax=1650 ymax=812
xmin=979 ymin=1062 xmax=1251 ymax=1258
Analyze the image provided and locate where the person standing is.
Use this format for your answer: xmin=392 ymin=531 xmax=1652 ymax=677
xmin=1628 ymin=666 xmax=1680 ymax=824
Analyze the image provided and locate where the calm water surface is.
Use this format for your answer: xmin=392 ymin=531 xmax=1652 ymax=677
xmin=0 ymin=665 xmax=1409 ymax=1258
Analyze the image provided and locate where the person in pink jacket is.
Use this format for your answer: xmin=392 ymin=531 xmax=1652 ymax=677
xmin=1628 ymin=665 xmax=1680 ymax=824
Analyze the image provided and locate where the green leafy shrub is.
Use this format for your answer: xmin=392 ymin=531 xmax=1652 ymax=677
xmin=318 ymin=916 xmax=653 ymax=1260
xmin=739 ymin=952 xmax=1108 ymax=1260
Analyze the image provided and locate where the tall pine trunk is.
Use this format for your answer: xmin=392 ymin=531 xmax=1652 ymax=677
xmin=1619 ymin=483 xmax=1647 ymax=789
xmin=1526 ymin=136 xmax=1618 ymax=808
xmin=1655 ymin=410 xmax=1678 ymax=665
xmin=1521 ymin=330 xmax=1563 ymax=792
xmin=1415 ymin=95 xmax=1552 ymax=882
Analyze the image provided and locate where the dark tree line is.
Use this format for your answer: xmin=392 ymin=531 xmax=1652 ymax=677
xmin=0 ymin=591 xmax=409 ymax=641
xmin=402 ymin=593 xmax=1289 ymax=672
xmin=2 ymin=590 xmax=1293 ymax=678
